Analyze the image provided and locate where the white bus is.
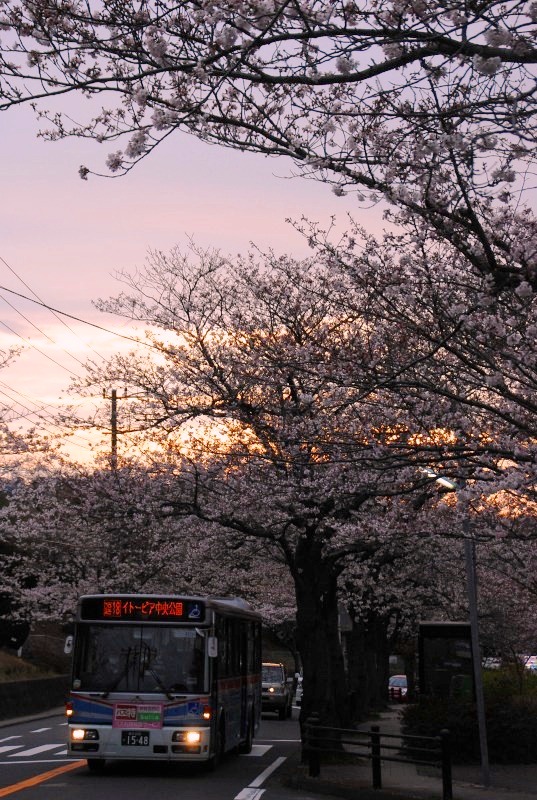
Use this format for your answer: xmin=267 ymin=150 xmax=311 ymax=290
xmin=66 ymin=594 xmax=262 ymax=771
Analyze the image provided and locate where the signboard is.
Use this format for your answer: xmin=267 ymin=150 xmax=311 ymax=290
xmin=112 ymin=703 xmax=163 ymax=729
xmin=79 ymin=596 xmax=205 ymax=623
xmin=418 ymin=621 xmax=474 ymax=699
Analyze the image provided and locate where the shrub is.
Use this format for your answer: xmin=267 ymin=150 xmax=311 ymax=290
xmin=0 ymin=649 xmax=54 ymax=682
xmin=401 ymin=698 xmax=479 ymax=763
xmin=483 ymin=666 xmax=537 ymax=703
xmin=401 ymin=694 xmax=537 ymax=764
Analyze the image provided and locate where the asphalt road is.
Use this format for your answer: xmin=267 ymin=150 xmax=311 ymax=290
xmin=0 ymin=707 xmax=311 ymax=800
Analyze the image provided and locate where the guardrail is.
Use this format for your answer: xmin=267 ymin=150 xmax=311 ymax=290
xmin=303 ymin=714 xmax=452 ymax=800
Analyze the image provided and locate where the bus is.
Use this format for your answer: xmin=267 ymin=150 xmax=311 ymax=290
xmin=65 ymin=594 xmax=262 ymax=771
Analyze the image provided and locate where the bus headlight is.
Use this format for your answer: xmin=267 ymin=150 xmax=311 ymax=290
xmin=172 ymin=730 xmax=201 ymax=744
xmin=71 ymin=728 xmax=99 ymax=741
xmin=171 ymin=729 xmax=202 ymax=754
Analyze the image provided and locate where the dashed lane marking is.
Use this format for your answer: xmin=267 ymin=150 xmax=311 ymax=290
xmin=10 ymin=744 xmax=64 ymax=757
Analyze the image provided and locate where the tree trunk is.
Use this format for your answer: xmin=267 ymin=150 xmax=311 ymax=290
xmin=294 ymin=556 xmax=350 ymax=730
xmin=346 ymin=618 xmax=369 ymax=721
xmin=367 ymin=614 xmax=390 ymax=710
xmin=346 ymin=609 xmax=391 ymax=717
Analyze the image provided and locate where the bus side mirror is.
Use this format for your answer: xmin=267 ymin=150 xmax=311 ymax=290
xmin=208 ymin=636 xmax=218 ymax=658
xmin=64 ymin=635 xmax=73 ymax=655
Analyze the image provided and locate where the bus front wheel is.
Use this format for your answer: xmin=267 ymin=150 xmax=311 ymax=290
xmin=207 ymin=721 xmax=224 ymax=771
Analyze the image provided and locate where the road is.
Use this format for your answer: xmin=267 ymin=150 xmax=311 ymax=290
xmin=0 ymin=707 xmax=313 ymax=800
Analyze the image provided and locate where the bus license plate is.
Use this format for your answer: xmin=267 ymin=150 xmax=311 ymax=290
xmin=122 ymin=731 xmax=150 ymax=746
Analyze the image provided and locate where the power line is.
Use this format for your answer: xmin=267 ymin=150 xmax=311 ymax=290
xmin=0 ymin=379 xmax=96 ymax=445
xmin=0 ymin=284 xmax=154 ymax=349
xmin=0 ymin=318 xmax=83 ymax=377
xmin=0 ymin=292 xmax=88 ymax=368
xmin=0 ymin=255 xmax=107 ymax=361
xmin=0 ymin=386 xmax=94 ymax=452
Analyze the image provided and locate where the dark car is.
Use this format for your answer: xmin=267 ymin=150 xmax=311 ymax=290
xmin=262 ymin=662 xmax=292 ymax=719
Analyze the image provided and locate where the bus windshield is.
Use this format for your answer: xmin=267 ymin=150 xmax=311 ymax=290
xmin=73 ymin=624 xmax=207 ymax=695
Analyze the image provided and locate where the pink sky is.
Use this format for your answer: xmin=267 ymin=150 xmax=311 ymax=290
xmin=1 ymin=104 xmax=385 ymax=462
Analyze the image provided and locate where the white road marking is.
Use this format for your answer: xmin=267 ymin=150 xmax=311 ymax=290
xmin=0 ymin=736 xmax=22 ymax=743
xmin=242 ymin=744 xmax=272 ymax=757
xmin=0 ymin=746 xmax=24 ymax=754
xmin=0 ymin=759 xmax=77 ymax=765
xmin=234 ymin=790 xmax=265 ymax=800
xmin=10 ymin=744 xmax=64 ymax=757
xmin=249 ymin=756 xmax=287 ymax=788
xmin=30 ymin=727 xmax=51 ymax=733
xmin=256 ymin=738 xmax=300 ymax=743
xmin=234 ymin=755 xmax=287 ymax=800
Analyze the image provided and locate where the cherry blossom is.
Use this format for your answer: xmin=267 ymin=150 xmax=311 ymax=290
xmin=0 ymin=1 xmax=534 ymax=285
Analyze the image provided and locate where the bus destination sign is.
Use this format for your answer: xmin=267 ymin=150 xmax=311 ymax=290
xmin=80 ymin=596 xmax=206 ymax=622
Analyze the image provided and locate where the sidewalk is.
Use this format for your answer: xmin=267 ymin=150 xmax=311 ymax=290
xmin=284 ymin=707 xmax=537 ymax=800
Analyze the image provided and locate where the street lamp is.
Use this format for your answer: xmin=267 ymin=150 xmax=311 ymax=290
xmin=425 ymin=470 xmax=490 ymax=787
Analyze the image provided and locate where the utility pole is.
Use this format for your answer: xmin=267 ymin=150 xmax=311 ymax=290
xmin=103 ymin=388 xmax=127 ymax=470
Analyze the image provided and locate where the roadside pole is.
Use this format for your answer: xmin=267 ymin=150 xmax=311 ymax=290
xmin=464 ymin=532 xmax=490 ymax=788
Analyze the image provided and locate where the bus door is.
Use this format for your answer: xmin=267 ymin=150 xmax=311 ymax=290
xmin=239 ymin=622 xmax=249 ymax=737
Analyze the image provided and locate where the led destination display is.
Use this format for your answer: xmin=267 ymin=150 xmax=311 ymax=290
xmin=79 ymin=596 xmax=206 ymax=622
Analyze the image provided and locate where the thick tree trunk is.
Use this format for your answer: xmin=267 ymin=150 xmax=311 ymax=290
xmin=294 ymin=557 xmax=350 ymax=730
xmin=367 ymin=614 xmax=390 ymax=709
xmin=346 ymin=609 xmax=391 ymax=718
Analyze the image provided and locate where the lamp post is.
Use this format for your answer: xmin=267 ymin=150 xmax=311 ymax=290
xmin=425 ymin=470 xmax=490 ymax=787
xmin=463 ymin=520 xmax=490 ymax=788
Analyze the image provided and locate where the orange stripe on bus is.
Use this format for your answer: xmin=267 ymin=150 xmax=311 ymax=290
xmin=0 ymin=760 xmax=85 ymax=797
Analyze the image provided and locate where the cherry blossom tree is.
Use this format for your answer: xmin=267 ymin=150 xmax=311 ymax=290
xmin=301 ymin=212 xmax=537 ymax=511
xmin=69 ymin=243 xmax=518 ymax=725
xmin=0 ymin=454 xmax=298 ymax=653
xmin=0 ymin=346 xmax=40 ymax=463
xmin=0 ymin=1 xmax=535 ymax=287
xmin=340 ymin=520 xmax=469 ymax=714
xmin=297 ymin=212 xmax=537 ymax=709
xmin=0 ymin=462 xmax=189 ymax=622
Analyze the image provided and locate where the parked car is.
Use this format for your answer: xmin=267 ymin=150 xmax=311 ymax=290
xmin=262 ymin=661 xmax=293 ymax=719
xmin=482 ymin=656 xmax=502 ymax=670
xmin=295 ymin=673 xmax=303 ymax=706
xmin=388 ymin=674 xmax=408 ymax=702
